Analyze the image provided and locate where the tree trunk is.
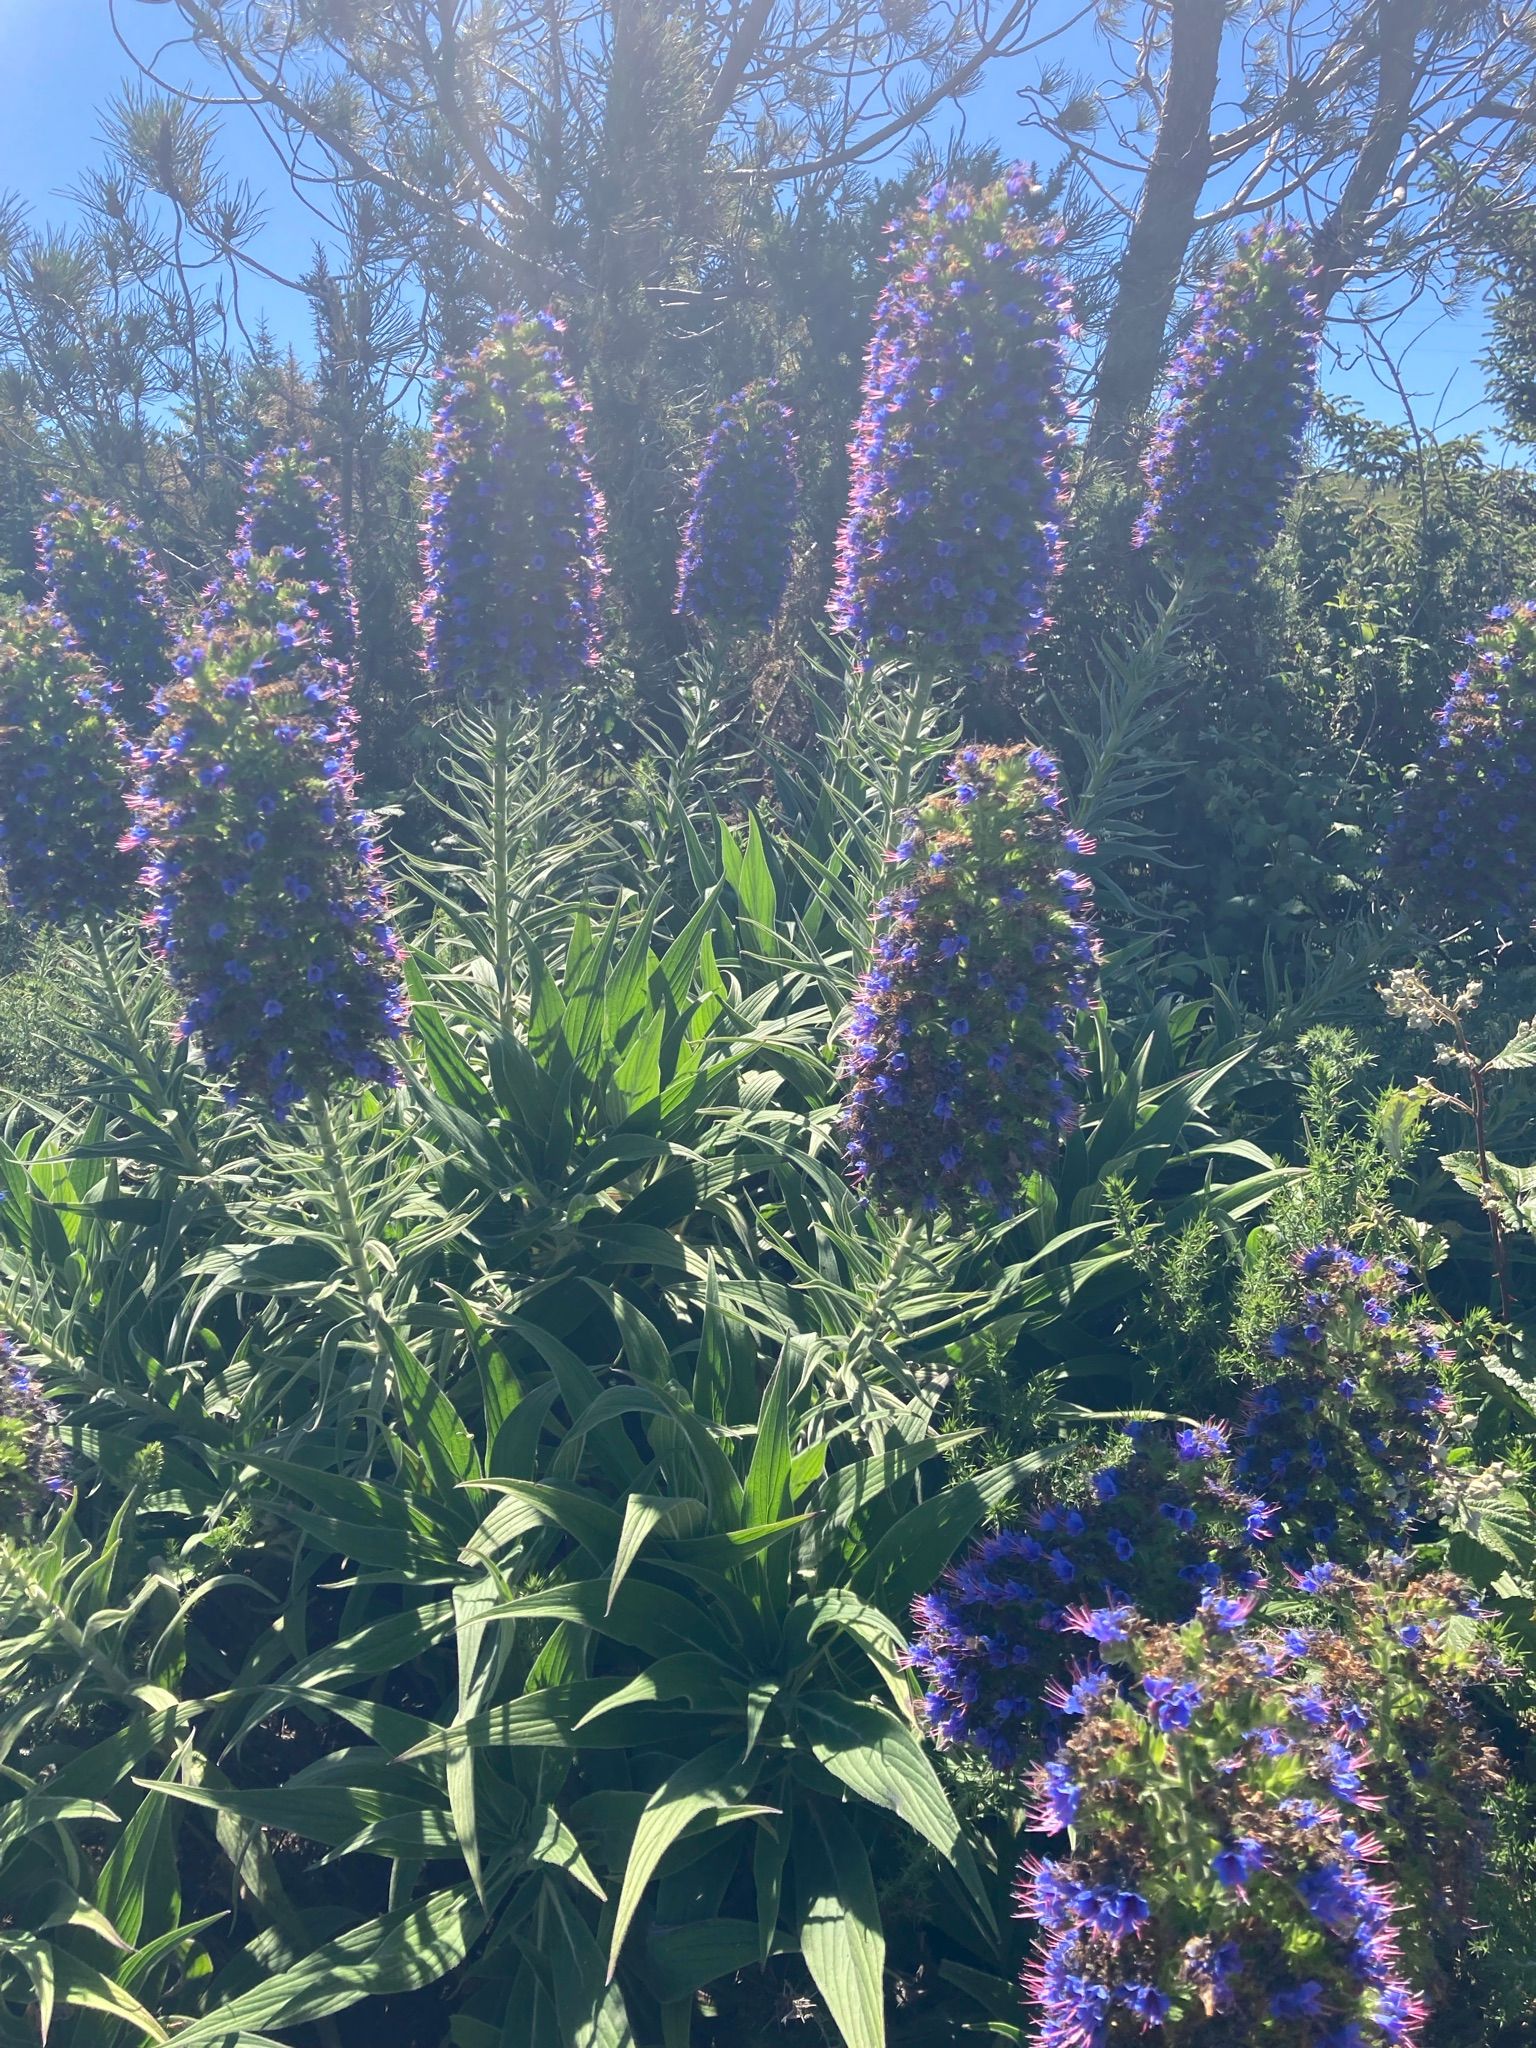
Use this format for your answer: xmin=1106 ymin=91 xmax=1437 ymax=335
xmin=1085 ymin=0 xmax=1226 ymax=466
xmin=1312 ymin=0 xmax=1424 ymax=309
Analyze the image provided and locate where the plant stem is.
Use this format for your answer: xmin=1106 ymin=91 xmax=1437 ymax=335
xmin=840 ymin=1209 xmax=923 ymax=1415
xmin=1466 ymin=1042 xmax=1514 ymax=1321
xmin=886 ymin=666 xmax=934 ymax=850
xmin=489 ymin=697 xmax=515 ymax=1033
xmin=85 ymin=914 xmax=200 ymax=1173
xmin=312 ymin=1093 xmax=397 ymax=1438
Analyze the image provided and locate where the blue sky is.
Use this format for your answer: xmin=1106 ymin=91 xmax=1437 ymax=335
xmin=0 ymin=0 xmax=1512 ymax=447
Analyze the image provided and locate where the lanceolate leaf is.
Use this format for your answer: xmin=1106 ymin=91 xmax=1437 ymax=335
xmin=797 ymin=1802 xmax=887 ymax=2048
xmin=794 ymin=1691 xmax=992 ymax=1921
xmin=607 ymin=1743 xmax=777 ymax=1977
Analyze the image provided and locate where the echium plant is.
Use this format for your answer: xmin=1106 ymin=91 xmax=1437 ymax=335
xmin=1240 ymin=1245 xmax=1459 ymax=1566
xmin=0 ymin=604 xmax=137 ymax=925
xmin=674 ymin=379 xmax=797 ymax=634
xmin=828 ymin=166 xmax=1073 ymax=678
xmin=0 ymin=1331 xmax=70 ymax=1529
xmin=908 ymin=1244 xmax=1463 ymax=1773
xmin=841 ymin=744 xmax=1100 ymax=1215
xmin=1133 ymin=221 xmax=1321 ymax=584
xmin=35 ymin=493 xmax=175 ymax=727
xmin=125 ymin=559 xmax=407 ymax=1113
xmin=236 ymin=444 xmax=357 ymax=664
xmin=907 ymin=1424 xmax=1266 ymax=1767
xmin=1016 ymin=1567 xmax=1504 ymax=2048
xmin=1386 ymin=601 xmax=1536 ymax=947
xmin=419 ymin=309 xmax=606 ymax=703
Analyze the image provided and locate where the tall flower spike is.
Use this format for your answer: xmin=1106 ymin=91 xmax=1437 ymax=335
xmin=1386 ymin=601 xmax=1536 ymax=944
xmin=829 ymin=166 xmax=1074 ymax=679
xmin=841 ymin=744 xmax=1100 ymax=1215
xmin=675 ymin=380 xmax=797 ymax=634
xmin=236 ymin=444 xmax=358 ymax=666
xmin=36 ymin=494 xmax=175 ymax=728
xmin=0 ymin=606 xmax=136 ymax=925
xmin=126 ymin=559 xmax=408 ymax=1115
xmin=420 ymin=309 xmax=606 ymax=703
xmin=1133 ymin=220 xmax=1321 ymax=584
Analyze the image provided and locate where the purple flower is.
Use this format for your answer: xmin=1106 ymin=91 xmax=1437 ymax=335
xmin=675 ymin=381 xmax=797 ymax=633
xmin=829 ymin=167 xmax=1072 ymax=678
xmin=841 ymin=746 xmax=1099 ymax=1213
xmin=237 ymin=445 xmax=358 ymax=668
xmin=1063 ymin=1602 xmax=1136 ymax=1645
xmin=0 ymin=607 xmax=136 ymax=923
xmin=419 ymin=310 xmax=606 ymax=704
xmin=0 ymin=1329 xmax=72 ymax=1519
xmin=1028 ymin=1758 xmax=1083 ymax=1833
xmin=128 ymin=562 xmax=408 ymax=1114
xmin=1176 ymin=1419 xmax=1230 ymax=1461
xmin=1210 ymin=1837 xmax=1266 ymax=1891
xmin=1388 ymin=602 xmax=1536 ymax=945
xmin=1142 ymin=1674 xmax=1203 ymax=1732
xmin=1134 ymin=221 xmax=1320 ymax=585
xmin=36 ymin=494 xmax=174 ymax=728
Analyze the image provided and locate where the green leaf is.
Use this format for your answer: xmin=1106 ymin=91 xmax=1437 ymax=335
xmin=744 ymin=1358 xmax=792 ymax=1531
xmin=137 ymin=1778 xmax=442 ymax=1851
xmin=1490 ymin=1021 xmax=1536 ymax=1071
xmin=851 ymin=1452 xmax=1053 ymax=1607
xmin=169 ymin=1884 xmax=488 ymax=2043
xmin=646 ymin=1918 xmax=770 ymax=2003
xmin=608 ymin=1494 xmax=705 ymax=1611
xmin=794 ymin=1692 xmax=990 ymax=1921
xmin=540 ymin=1882 xmax=636 ymax=2048
xmin=607 ymin=1743 xmax=776 ymax=1977
xmin=797 ymin=1802 xmax=885 ymax=2048
xmin=390 ymin=1327 xmax=480 ymax=1499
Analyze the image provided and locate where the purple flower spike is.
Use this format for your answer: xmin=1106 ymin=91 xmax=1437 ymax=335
xmin=1387 ymin=601 xmax=1536 ymax=945
xmin=0 ymin=606 xmax=136 ymax=924
xmin=829 ymin=165 xmax=1073 ymax=679
xmin=237 ymin=444 xmax=358 ymax=667
xmin=840 ymin=744 xmax=1100 ymax=1215
xmin=675 ymin=380 xmax=797 ymax=634
xmin=36 ymin=494 xmax=175 ymax=728
xmin=127 ymin=559 xmax=408 ymax=1115
xmin=1134 ymin=220 xmax=1321 ymax=585
xmin=419 ymin=310 xmax=606 ymax=704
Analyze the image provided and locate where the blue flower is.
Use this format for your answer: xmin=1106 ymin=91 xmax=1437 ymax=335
xmin=1211 ymin=1836 xmax=1266 ymax=1889
xmin=420 ymin=310 xmax=606 ymax=704
xmin=1133 ymin=221 xmax=1320 ymax=586
xmin=675 ymin=381 xmax=797 ymax=633
xmin=829 ymin=167 xmax=1072 ymax=678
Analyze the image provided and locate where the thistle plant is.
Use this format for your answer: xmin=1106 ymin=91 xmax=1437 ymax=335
xmin=1016 ymin=1568 xmax=1503 ymax=2048
xmin=419 ymin=309 xmax=606 ymax=705
xmin=0 ymin=605 xmax=136 ymax=926
xmin=828 ymin=166 xmax=1073 ymax=679
xmin=236 ymin=443 xmax=357 ymax=664
xmin=1385 ymin=601 xmax=1536 ymax=950
xmin=1133 ymin=221 xmax=1321 ymax=584
xmin=125 ymin=559 xmax=407 ymax=1116
xmin=674 ymin=380 xmax=797 ymax=635
xmin=841 ymin=744 xmax=1100 ymax=1216
xmin=35 ymin=493 xmax=175 ymax=727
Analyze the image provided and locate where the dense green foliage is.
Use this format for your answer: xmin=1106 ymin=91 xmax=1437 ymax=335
xmin=0 ymin=105 xmax=1535 ymax=2048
